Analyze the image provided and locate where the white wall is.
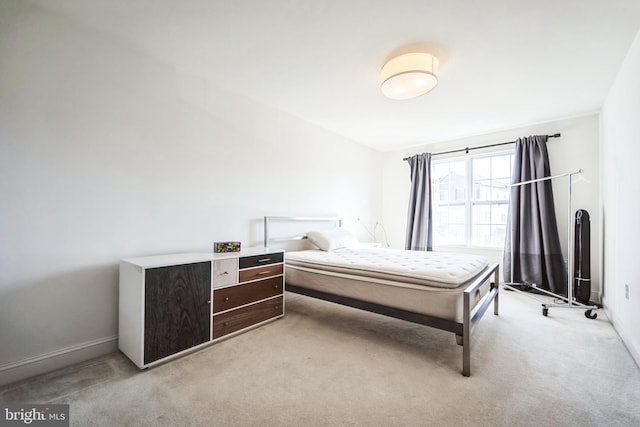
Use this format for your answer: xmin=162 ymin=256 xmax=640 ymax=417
xmin=601 ymin=28 xmax=640 ymax=367
xmin=382 ymin=115 xmax=601 ymax=293
xmin=0 ymin=3 xmax=382 ymax=385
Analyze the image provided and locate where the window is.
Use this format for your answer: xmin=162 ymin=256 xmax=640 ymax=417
xmin=432 ymin=150 xmax=514 ymax=248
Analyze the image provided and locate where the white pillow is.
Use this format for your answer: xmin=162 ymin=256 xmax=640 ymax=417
xmin=307 ymin=228 xmax=359 ymax=251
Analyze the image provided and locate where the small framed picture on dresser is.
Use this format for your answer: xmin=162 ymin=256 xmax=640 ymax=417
xmin=214 ymin=241 xmax=241 ymax=253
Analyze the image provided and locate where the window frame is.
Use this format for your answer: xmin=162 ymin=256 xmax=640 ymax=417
xmin=431 ymin=149 xmax=514 ymax=249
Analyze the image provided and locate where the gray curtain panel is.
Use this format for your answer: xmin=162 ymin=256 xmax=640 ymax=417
xmin=503 ymin=136 xmax=567 ymax=295
xmin=405 ymin=152 xmax=433 ymax=251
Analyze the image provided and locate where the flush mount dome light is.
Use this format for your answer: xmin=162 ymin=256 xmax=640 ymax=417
xmin=380 ymin=52 xmax=439 ymax=100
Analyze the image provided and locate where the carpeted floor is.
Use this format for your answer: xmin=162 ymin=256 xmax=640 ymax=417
xmin=1 ymin=289 xmax=639 ymax=426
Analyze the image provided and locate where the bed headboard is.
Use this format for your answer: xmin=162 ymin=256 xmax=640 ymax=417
xmin=263 ymin=216 xmax=342 ymax=249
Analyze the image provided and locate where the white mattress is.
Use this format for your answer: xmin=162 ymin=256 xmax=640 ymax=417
xmin=284 ymin=248 xmax=493 ymax=322
xmin=285 ymin=247 xmax=488 ymax=289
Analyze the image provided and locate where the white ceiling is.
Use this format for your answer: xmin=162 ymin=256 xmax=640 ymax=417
xmin=32 ymin=0 xmax=640 ymax=151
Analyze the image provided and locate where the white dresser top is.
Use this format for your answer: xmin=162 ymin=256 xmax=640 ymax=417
xmin=122 ymin=247 xmax=283 ymax=269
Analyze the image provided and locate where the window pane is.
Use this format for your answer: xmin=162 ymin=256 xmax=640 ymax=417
xmin=432 ymin=159 xmax=466 ymax=246
xmin=472 ymin=222 xmax=507 ymax=248
xmin=491 ymin=178 xmax=510 ymax=200
xmin=492 ymin=204 xmax=509 ymax=224
xmin=432 ymin=160 xmax=466 ymax=203
xmin=434 ymin=206 xmax=450 ymax=239
xmin=490 ymin=225 xmax=507 ymax=247
xmin=437 ymin=222 xmax=464 ymax=246
xmin=471 ymin=204 xmax=509 ymax=248
xmin=448 ymin=224 xmax=465 ymax=245
xmin=472 ymin=157 xmax=490 ymax=201
xmin=473 ymin=153 xmax=514 ymax=201
xmin=472 ymin=224 xmax=491 ymax=246
xmin=490 ymin=154 xmax=513 ymax=200
xmin=434 ymin=205 xmax=465 ymax=245
xmin=472 ymin=205 xmax=491 ymax=224
xmin=491 ymin=154 xmax=512 ymax=179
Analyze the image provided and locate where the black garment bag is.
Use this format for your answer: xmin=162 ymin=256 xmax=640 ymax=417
xmin=573 ymin=209 xmax=591 ymax=304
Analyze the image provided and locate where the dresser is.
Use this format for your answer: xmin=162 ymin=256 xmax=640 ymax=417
xmin=119 ymin=248 xmax=284 ymax=369
xmin=213 ymin=252 xmax=284 ymax=339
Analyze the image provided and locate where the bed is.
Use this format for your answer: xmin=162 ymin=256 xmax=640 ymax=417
xmin=264 ymin=216 xmax=500 ymax=376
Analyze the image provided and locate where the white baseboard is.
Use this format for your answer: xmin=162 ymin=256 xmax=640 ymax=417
xmin=0 ymin=335 xmax=118 ymax=387
xmin=602 ymin=298 xmax=640 ymax=370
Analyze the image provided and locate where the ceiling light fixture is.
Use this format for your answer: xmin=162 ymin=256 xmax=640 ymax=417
xmin=380 ymin=52 xmax=439 ymax=100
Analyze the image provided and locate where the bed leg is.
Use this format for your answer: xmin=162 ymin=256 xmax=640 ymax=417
xmin=462 ymin=336 xmax=470 ymax=377
xmin=462 ymin=289 xmax=471 ymax=377
xmin=493 ymin=265 xmax=500 ymax=316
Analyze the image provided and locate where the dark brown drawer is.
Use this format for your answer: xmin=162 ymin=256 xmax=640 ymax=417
xmin=239 ymin=252 xmax=284 ymax=269
xmin=213 ymin=276 xmax=283 ymax=313
xmin=213 ymin=297 xmax=283 ymax=339
xmin=239 ymin=263 xmax=283 ymax=283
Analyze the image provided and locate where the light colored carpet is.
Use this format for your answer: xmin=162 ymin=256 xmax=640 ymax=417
xmin=1 ymin=289 xmax=639 ymax=427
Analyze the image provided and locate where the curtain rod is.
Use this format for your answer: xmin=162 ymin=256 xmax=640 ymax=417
xmin=403 ymin=133 xmax=561 ymax=161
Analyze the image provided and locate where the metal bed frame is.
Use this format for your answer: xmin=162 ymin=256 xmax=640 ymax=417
xmin=264 ymin=216 xmax=500 ymax=377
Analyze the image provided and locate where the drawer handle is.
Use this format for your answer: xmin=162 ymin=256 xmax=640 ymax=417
xmin=224 ymin=297 xmax=229 ymax=302
xmin=258 ymin=258 xmax=271 ymax=263
xmin=258 ymin=271 xmax=271 ymax=275
xmin=220 ymin=271 xmax=229 ymax=275
xmin=273 ymin=285 xmax=279 ymax=290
